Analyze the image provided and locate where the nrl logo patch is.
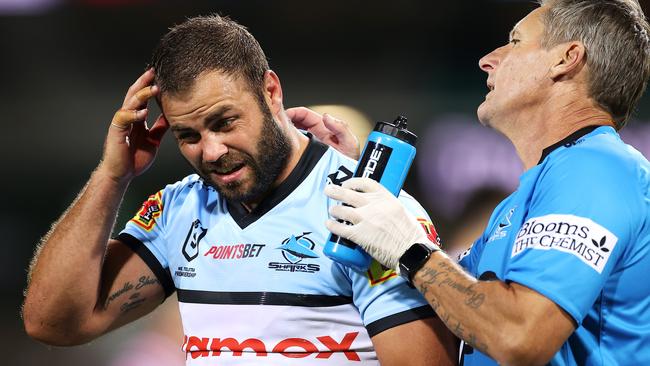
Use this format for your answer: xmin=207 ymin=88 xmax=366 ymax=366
xmin=182 ymin=219 xmax=208 ymax=262
xmin=130 ymin=191 xmax=163 ymax=231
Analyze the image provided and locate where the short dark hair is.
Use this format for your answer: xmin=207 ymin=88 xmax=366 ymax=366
xmin=539 ymin=0 xmax=650 ymax=128
xmin=151 ymin=14 xmax=270 ymax=101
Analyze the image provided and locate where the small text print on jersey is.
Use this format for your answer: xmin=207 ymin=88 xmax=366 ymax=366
xmin=268 ymin=232 xmax=321 ymax=273
xmin=182 ymin=332 xmax=360 ymax=361
xmin=512 ymin=214 xmax=618 ymax=273
xmin=130 ymin=191 xmax=163 ymax=231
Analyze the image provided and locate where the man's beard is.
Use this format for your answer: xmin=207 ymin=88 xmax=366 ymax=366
xmin=197 ymin=104 xmax=292 ymax=203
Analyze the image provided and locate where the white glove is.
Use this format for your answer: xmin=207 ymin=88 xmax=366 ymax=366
xmin=324 ymin=177 xmax=432 ymax=269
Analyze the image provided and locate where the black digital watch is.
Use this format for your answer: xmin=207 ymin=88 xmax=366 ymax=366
xmin=398 ymin=243 xmax=439 ymax=286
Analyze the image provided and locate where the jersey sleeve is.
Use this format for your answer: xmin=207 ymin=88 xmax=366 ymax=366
xmin=459 ymin=198 xmax=512 ymax=276
xmin=458 ymin=238 xmax=483 ymax=277
xmin=504 ymin=148 xmax=643 ymax=324
xmin=116 ymin=186 xmax=176 ymax=298
xmin=347 ymin=191 xmax=436 ymax=337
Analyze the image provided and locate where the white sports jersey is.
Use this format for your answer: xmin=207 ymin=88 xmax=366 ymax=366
xmin=118 ymin=138 xmax=436 ymax=365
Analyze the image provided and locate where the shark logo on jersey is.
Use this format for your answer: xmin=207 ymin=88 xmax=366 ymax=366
xmin=488 ymin=207 xmax=516 ymax=242
xmin=279 ymin=232 xmax=319 ymax=263
xmin=268 ymin=232 xmax=321 ymax=273
xmin=182 ymin=219 xmax=208 ymax=262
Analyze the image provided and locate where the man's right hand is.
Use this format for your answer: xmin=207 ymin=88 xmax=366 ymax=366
xmin=99 ymin=68 xmax=169 ymax=183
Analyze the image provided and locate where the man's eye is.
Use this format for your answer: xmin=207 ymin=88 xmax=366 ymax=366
xmin=211 ymin=117 xmax=236 ymax=131
xmin=223 ymin=117 xmax=237 ymax=127
xmin=177 ymin=133 xmax=200 ymax=143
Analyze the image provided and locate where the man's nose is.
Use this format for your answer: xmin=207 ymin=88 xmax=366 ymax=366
xmin=479 ymin=45 xmax=506 ymax=73
xmin=201 ymin=133 xmax=229 ymax=163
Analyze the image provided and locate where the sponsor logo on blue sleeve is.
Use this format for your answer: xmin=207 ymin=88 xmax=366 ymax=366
xmin=512 ymin=214 xmax=618 ymax=273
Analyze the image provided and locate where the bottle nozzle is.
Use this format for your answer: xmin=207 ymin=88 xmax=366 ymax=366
xmin=393 ymin=116 xmax=408 ymax=129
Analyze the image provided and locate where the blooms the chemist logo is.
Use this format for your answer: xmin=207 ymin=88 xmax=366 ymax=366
xmin=512 ymin=214 xmax=617 ymax=273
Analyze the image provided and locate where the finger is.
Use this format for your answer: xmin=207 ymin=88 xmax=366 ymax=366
xmin=123 ymin=85 xmax=159 ymax=110
xmin=147 ymin=114 xmax=170 ymax=146
xmin=323 ymin=113 xmax=359 ymax=144
xmin=111 ymin=108 xmax=147 ymax=130
xmin=286 ymin=107 xmax=323 ymax=129
xmin=325 ymin=219 xmax=355 ymax=240
xmin=285 ymin=106 xmax=305 ymax=120
xmin=341 ymin=177 xmax=383 ymax=193
xmin=329 ymin=204 xmax=362 ymax=224
xmin=123 ymin=68 xmax=155 ymax=105
xmin=324 ymin=184 xmax=367 ymax=208
xmin=285 ymin=107 xmax=321 ymax=127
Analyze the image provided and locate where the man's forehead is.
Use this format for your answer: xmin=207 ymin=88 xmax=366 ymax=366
xmin=509 ymin=6 xmax=546 ymax=38
xmin=160 ymin=71 xmax=249 ymax=118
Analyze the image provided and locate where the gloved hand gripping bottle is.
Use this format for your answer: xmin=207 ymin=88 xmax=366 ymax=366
xmin=324 ymin=116 xmax=417 ymax=271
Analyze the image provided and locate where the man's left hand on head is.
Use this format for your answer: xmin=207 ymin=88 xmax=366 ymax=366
xmin=324 ymin=177 xmax=430 ymax=269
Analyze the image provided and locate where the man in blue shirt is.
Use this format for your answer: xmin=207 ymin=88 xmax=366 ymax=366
xmin=313 ymin=0 xmax=650 ymax=365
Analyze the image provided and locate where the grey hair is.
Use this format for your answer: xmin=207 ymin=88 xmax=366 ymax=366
xmin=538 ymin=0 xmax=650 ymax=128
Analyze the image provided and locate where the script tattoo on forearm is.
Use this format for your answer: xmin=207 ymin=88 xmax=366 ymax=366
xmin=120 ymin=292 xmax=147 ymax=313
xmin=416 ymin=263 xmax=489 ymax=354
xmin=104 ymin=275 xmax=159 ymax=311
xmin=105 ymin=281 xmax=134 ymax=308
xmin=118 ymin=275 xmax=159 ymax=314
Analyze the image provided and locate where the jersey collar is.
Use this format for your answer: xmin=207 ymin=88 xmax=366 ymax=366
xmin=537 ymin=125 xmax=604 ymax=165
xmin=227 ymin=135 xmax=329 ymax=229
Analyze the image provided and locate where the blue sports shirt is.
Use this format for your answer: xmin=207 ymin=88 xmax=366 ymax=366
xmin=459 ymin=126 xmax=650 ymax=365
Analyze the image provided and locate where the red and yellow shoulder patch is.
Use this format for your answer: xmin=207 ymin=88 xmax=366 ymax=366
xmin=366 ymin=260 xmax=398 ymax=286
xmin=130 ymin=191 xmax=163 ymax=231
xmin=417 ymin=217 xmax=441 ymax=248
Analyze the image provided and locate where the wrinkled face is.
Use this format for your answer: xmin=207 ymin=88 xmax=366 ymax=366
xmin=477 ymin=6 xmax=553 ymax=129
xmin=162 ymin=70 xmax=291 ymax=203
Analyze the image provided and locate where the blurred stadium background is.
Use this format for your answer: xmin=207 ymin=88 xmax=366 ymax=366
xmin=3 ymin=0 xmax=650 ymax=364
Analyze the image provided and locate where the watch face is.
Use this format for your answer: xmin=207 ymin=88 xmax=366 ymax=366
xmin=400 ymin=243 xmax=434 ymax=281
xmin=405 ymin=243 xmax=431 ymax=264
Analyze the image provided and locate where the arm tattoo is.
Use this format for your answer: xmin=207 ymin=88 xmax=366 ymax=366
xmin=419 ymin=264 xmax=485 ymax=308
xmin=120 ymin=292 xmax=147 ymax=313
xmin=135 ymin=275 xmax=159 ymax=289
xmin=417 ymin=264 xmax=489 ymax=354
xmin=105 ymin=281 xmax=134 ymax=308
xmin=104 ymin=275 xmax=159 ymax=310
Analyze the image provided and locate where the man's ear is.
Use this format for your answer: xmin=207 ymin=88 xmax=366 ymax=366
xmin=262 ymin=70 xmax=283 ymax=114
xmin=549 ymin=41 xmax=586 ymax=81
